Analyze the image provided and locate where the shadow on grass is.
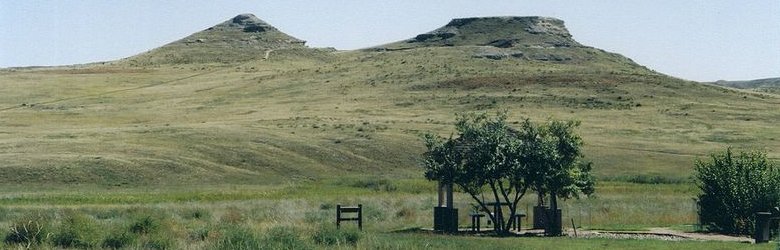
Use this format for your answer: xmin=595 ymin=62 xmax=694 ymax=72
xmin=391 ymin=227 xmax=552 ymax=238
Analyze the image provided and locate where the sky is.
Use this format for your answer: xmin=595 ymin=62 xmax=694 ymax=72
xmin=1 ymin=1 xmax=778 ymax=82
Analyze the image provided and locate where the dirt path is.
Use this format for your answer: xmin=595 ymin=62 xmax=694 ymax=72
xmin=646 ymin=227 xmax=753 ymax=242
xmin=567 ymin=227 xmax=753 ymax=243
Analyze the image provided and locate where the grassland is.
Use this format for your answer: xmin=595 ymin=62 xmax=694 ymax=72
xmin=0 ymin=179 xmax=772 ymax=249
xmin=1 ymin=15 xmax=779 ymax=248
xmin=1 ymin=46 xmax=777 ymax=186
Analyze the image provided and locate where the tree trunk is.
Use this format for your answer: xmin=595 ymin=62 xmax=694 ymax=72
xmin=489 ymin=182 xmax=505 ymax=233
xmin=546 ymin=191 xmax=563 ymax=236
xmin=549 ymin=192 xmax=558 ymax=211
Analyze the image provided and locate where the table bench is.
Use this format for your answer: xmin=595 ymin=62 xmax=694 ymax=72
xmin=469 ymin=212 xmax=526 ymax=232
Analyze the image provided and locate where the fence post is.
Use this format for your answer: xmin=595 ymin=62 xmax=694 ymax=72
xmin=358 ymin=204 xmax=363 ymax=231
xmin=336 ymin=204 xmax=342 ymax=229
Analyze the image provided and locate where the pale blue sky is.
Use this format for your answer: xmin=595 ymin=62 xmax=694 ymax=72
xmin=1 ymin=1 xmax=778 ymax=82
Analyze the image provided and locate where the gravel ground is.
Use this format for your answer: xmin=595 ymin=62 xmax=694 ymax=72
xmin=568 ymin=227 xmax=754 ymax=243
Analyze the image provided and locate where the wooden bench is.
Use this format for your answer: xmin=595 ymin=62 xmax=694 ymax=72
xmin=470 ymin=212 xmax=526 ymax=232
xmin=469 ymin=212 xmax=486 ymax=232
xmin=336 ymin=204 xmax=362 ymax=230
xmin=511 ymin=213 xmax=527 ymax=231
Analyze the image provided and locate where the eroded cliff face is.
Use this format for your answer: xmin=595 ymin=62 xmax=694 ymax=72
xmin=406 ymin=16 xmax=581 ymax=49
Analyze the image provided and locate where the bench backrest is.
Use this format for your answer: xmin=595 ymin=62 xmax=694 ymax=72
xmin=336 ymin=204 xmax=362 ymax=230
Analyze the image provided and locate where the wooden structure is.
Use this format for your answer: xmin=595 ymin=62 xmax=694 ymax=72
xmin=755 ymin=207 xmax=780 ymax=243
xmin=511 ymin=213 xmax=527 ymax=231
xmin=433 ymin=182 xmax=458 ymax=232
xmin=469 ymin=212 xmax=486 ymax=232
xmin=486 ymin=201 xmax=509 ymax=231
xmin=336 ymin=204 xmax=362 ymax=230
xmin=469 ymin=202 xmax=526 ymax=232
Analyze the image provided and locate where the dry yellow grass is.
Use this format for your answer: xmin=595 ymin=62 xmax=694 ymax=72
xmin=2 ymin=46 xmax=777 ymax=186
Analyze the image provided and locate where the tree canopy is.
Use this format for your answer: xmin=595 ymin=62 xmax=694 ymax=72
xmin=695 ymin=148 xmax=780 ymax=235
xmin=422 ymin=112 xmax=594 ymax=235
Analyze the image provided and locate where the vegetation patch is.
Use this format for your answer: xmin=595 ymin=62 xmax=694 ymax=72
xmin=312 ymin=224 xmax=361 ymax=246
xmin=4 ymin=213 xmax=50 ymax=247
xmin=52 ymin=212 xmax=101 ymax=248
xmin=212 ymin=226 xmax=261 ymax=250
xmin=695 ymin=148 xmax=780 ymax=235
xmin=102 ymin=228 xmax=137 ymax=249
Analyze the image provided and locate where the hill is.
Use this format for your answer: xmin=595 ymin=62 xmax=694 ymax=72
xmin=377 ymin=16 xmax=580 ymax=48
xmin=0 ymin=14 xmax=778 ymax=187
xmin=120 ymin=14 xmax=324 ymax=66
xmin=372 ymin=16 xmax=640 ymax=66
xmin=711 ymin=77 xmax=780 ymax=94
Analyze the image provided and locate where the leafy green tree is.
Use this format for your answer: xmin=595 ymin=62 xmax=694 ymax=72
xmin=423 ymin=112 xmax=595 ymax=235
xmin=525 ymin=120 xmax=595 ymax=235
xmin=423 ymin=112 xmax=529 ymax=235
xmin=695 ymin=148 xmax=780 ymax=235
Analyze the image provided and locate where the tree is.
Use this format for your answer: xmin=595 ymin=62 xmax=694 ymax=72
xmin=423 ymin=112 xmax=529 ymax=235
xmin=695 ymin=148 xmax=780 ymax=235
xmin=524 ymin=120 xmax=595 ymax=235
xmin=422 ymin=112 xmax=595 ymax=235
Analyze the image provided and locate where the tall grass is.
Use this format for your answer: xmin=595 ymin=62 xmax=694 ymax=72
xmin=0 ymin=179 xmax=713 ymax=249
xmin=52 ymin=212 xmax=101 ymax=248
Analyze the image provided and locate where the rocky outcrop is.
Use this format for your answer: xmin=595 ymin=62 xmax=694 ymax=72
xmin=402 ymin=16 xmax=581 ymax=49
xmin=223 ymin=14 xmax=272 ymax=33
xmin=472 ymin=47 xmax=524 ymax=60
xmin=123 ymin=13 xmax=311 ymax=65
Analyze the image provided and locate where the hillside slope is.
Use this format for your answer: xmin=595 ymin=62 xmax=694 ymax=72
xmin=0 ymin=15 xmax=778 ymax=187
xmin=120 ymin=14 xmax=321 ymax=66
xmin=711 ymin=77 xmax=780 ymax=94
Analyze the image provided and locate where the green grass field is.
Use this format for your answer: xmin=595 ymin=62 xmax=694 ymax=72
xmin=0 ymin=179 xmax=772 ymax=249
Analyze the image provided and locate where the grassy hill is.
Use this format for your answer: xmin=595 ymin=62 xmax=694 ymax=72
xmin=120 ymin=14 xmax=323 ymax=66
xmin=711 ymin=77 xmax=780 ymax=94
xmin=0 ymin=14 xmax=778 ymax=187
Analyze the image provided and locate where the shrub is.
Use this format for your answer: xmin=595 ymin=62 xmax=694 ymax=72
xmin=52 ymin=212 xmax=101 ymax=248
xmin=695 ymin=148 xmax=780 ymax=235
xmin=102 ymin=229 xmax=136 ymax=249
xmin=129 ymin=214 xmax=161 ymax=234
xmin=623 ymin=175 xmax=689 ymax=184
xmin=4 ymin=213 xmax=50 ymax=247
xmin=312 ymin=224 xmax=361 ymax=246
